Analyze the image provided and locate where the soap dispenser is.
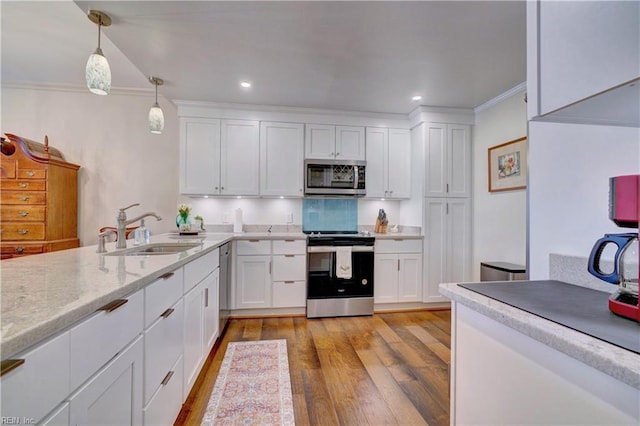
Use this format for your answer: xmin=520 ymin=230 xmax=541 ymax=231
xmin=139 ymin=219 xmax=150 ymax=244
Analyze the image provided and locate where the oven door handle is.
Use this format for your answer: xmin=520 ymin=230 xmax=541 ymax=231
xmin=307 ymin=246 xmax=374 ymax=253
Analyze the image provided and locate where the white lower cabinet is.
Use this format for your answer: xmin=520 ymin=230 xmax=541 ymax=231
xmin=143 ymin=355 xmax=184 ymax=426
xmin=236 ymin=255 xmax=272 ymax=308
xmin=203 ymin=269 xmax=220 ymax=351
xmin=183 ymin=279 xmax=206 ymax=396
xmin=374 ymin=239 xmax=423 ymax=304
xmin=423 ymin=198 xmax=471 ymax=302
xmin=0 ymin=331 xmax=71 ymax=423
xmin=69 ymin=335 xmax=143 ymax=426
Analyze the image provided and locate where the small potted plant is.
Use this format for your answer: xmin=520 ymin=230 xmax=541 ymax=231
xmin=176 ymin=203 xmax=192 ymax=231
xmin=194 ymin=215 xmax=205 ymax=231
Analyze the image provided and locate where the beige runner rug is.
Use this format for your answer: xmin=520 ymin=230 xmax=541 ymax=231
xmin=201 ymin=339 xmax=295 ymax=425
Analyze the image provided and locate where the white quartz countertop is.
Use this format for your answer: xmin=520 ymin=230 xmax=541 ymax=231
xmin=439 ymin=282 xmax=640 ymax=390
xmin=1 ymin=232 xmax=308 ymax=359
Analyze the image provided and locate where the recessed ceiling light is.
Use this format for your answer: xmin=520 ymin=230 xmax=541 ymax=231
xmin=412 ymin=95 xmax=422 ymax=101
xmin=240 ymin=81 xmax=252 ymax=88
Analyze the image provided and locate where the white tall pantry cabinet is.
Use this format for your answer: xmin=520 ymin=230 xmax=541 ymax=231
xmin=421 ymin=122 xmax=472 ymax=302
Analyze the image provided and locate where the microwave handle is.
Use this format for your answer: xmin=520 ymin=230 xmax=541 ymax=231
xmin=354 ymin=166 xmax=359 ymax=189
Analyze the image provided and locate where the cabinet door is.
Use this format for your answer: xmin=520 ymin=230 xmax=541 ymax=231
xmin=387 ymin=128 xmax=411 ymax=199
xmin=536 ymin=1 xmax=640 ymax=116
xmin=424 ymin=124 xmax=447 ymax=197
xmin=236 ymin=255 xmax=272 ymax=308
xmin=446 ymin=198 xmax=471 ymax=284
xmin=398 ymin=253 xmax=422 ymax=302
xmin=204 ymin=269 xmax=220 ymax=351
xmin=447 ymin=125 xmax=471 ymax=198
xmin=260 ymin=121 xmax=304 ymax=197
xmin=183 ymin=280 xmax=205 ymax=395
xmin=180 ymin=118 xmax=221 ymax=194
xmin=220 ymin=120 xmax=259 ymax=195
xmin=365 ymin=127 xmax=387 ymax=199
xmin=305 ymin=124 xmax=335 ymax=159
xmin=69 ymin=336 xmax=143 ymax=426
xmin=335 ymin=126 xmax=365 ymax=160
xmin=423 ymin=198 xmax=447 ymax=303
xmin=374 ymin=253 xmax=399 ymax=303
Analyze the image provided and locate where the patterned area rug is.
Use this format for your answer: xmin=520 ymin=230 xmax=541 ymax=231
xmin=202 ymin=339 xmax=295 ymax=425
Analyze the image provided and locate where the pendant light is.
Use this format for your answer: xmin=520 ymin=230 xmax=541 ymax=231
xmin=85 ymin=10 xmax=112 ymax=95
xmin=148 ymin=77 xmax=165 ymax=134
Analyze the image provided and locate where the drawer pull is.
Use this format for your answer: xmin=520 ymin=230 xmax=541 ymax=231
xmin=18 ymin=210 xmax=29 ymax=217
xmin=18 ymin=182 xmax=28 ymax=188
xmin=17 ymin=229 xmax=29 ymax=235
xmin=19 ymin=196 xmax=29 ymax=202
xmin=284 ymin=254 xmax=295 ymax=258
xmin=26 ymin=171 xmax=36 ymax=177
xmin=248 ymin=239 xmax=259 ymax=242
xmin=160 ymin=308 xmax=175 ymax=318
xmin=1 ymin=359 xmax=25 ymax=377
xmin=15 ymin=247 xmax=25 ymax=254
xmin=284 ymin=281 xmax=295 ymax=284
xmin=161 ymin=370 xmax=174 ymax=386
xmin=285 ymin=240 xmax=295 ymax=242
xmin=205 ymin=288 xmax=209 ymax=308
xmin=160 ymin=272 xmax=175 ymax=280
xmin=97 ymin=298 xmax=128 ymax=313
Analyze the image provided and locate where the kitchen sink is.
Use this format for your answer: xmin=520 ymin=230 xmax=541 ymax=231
xmin=104 ymin=242 xmax=201 ymax=256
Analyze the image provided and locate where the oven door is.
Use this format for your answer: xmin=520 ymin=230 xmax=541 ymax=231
xmin=307 ymin=246 xmax=374 ymax=298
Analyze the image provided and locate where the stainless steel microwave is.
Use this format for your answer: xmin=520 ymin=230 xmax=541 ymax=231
xmin=304 ymin=159 xmax=366 ymax=196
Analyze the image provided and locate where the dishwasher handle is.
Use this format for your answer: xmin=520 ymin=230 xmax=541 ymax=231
xmin=307 ymin=246 xmax=374 ymax=253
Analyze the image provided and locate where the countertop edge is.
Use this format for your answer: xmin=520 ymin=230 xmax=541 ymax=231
xmin=1 ymin=236 xmax=233 ymax=359
xmin=439 ymin=282 xmax=640 ymax=390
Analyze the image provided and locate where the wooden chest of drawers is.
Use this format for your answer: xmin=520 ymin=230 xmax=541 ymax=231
xmin=1 ymin=134 xmax=80 ymax=259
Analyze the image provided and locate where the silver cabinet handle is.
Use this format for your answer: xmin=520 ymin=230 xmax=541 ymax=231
xmin=26 ymin=171 xmax=36 ymax=177
xmin=1 ymin=359 xmax=25 ymax=377
xmin=17 ymin=229 xmax=29 ymax=235
xmin=19 ymin=196 xmax=29 ymax=202
xmin=161 ymin=370 xmax=174 ymax=386
xmin=18 ymin=182 xmax=28 ymax=188
xmin=97 ymin=299 xmax=128 ymax=313
xmin=205 ymin=288 xmax=209 ymax=308
xmin=18 ymin=211 xmax=29 ymax=217
xmin=160 ymin=308 xmax=175 ymax=318
xmin=160 ymin=272 xmax=174 ymax=280
xmin=15 ymin=247 xmax=25 ymax=254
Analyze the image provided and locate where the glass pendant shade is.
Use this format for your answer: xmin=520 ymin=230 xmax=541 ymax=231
xmin=85 ymin=48 xmax=111 ymax=95
xmin=148 ymin=102 xmax=164 ymax=134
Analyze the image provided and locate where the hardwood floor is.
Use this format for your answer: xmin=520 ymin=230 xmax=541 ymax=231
xmin=175 ymin=309 xmax=451 ymax=426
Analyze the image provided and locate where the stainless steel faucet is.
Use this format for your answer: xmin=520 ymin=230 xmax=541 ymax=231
xmin=115 ymin=203 xmax=162 ymax=249
xmin=96 ymin=229 xmax=116 ymax=253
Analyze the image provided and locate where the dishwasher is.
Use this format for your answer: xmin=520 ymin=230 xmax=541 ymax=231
xmin=219 ymin=242 xmax=232 ymax=333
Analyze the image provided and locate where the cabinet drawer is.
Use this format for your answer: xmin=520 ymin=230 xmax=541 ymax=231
xmin=144 ymin=268 xmax=183 ymax=327
xmin=375 ymin=239 xmax=422 ymax=254
xmin=0 ymin=331 xmax=70 ymax=423
xmin=236 ymin=239 xmax=271 ymax=255
xmin=184 ymin=249 xmax=219 ymax=293
xmin=272 ymin=280 xmax=306 ymax=308
xmin=16 ymin=164 xmax=46 ymax=179
xmin=1 ymin=180 xmax=46 ymax=191
xmin=1 ymin=205 xmax=46 ymax=222
xmin=69 ymin=290 xmax=143 ymax=391
xmin=1 ymin=191 xmax=46 ymax=205
xmin=1 ymin=159 xmax=16 ymax=178
xmin=272 ymin=254 xmax=306 ymax=281
xmin=144 ymin=298 xmax=183 ymax=405
xmin=272 ymin=239 xmax=306 ymax=255
xmin=0 ymin=222 xmax=45 ymax=240
xmin=143 ymin=355 xmax=183 ymax=426
xmin=0 ymin=243 xmax=45 ymax=256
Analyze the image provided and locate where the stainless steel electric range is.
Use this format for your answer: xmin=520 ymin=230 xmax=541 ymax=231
xmin=305 ymin=231 xmax=375 ymax=318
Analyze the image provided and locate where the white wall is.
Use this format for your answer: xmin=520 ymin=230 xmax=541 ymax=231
xmin=2 ymin=86 xmax=180 ymax=245
xmin=471 ymin=90 xmax=528 ymax=280
xmin=528 ymin=121 xmax=640 ymax=279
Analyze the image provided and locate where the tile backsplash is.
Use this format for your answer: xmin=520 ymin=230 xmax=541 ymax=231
xmin=303 ymin=198 xmax=358 ymax=233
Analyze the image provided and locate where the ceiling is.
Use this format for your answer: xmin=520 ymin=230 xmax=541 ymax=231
xmin=2 ymin=1 xmax=526 ymax=115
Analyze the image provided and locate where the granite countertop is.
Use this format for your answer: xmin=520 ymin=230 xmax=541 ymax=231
xmin=440 ymin=282 xmax=640 ymax=390
xmin=0 ymin=231 xmax=304 ymax=359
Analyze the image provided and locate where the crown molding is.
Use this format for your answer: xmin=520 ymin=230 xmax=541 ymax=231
xmin=474 ymin=82 xmax=527 ymax=114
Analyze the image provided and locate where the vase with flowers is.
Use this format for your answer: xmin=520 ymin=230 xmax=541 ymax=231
xmin=176 ymin=203 xmax=192 ymax=232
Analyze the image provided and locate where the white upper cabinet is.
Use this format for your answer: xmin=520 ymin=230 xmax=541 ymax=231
xmin=260 ymin=122 xmax=304 ymax=197
xmin=180 ymin=118 xmax=221 ymax=195
xmin=528 ymin=0 xmax=640 ymax=124
xmin=179 ymin=118 xmax=259 ymax=196
xmin=365 ymin=127 xmax=411 ymax=199
xmin=424 ymin=123 xmax=470 ymax=198
xmin=220 ymin=120 xmax=260 ymax=196
xmin=305 ymin=124 xmax=365 ymax=160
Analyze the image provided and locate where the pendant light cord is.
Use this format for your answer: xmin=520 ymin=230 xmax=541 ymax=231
xmin=97 ymin=18 xmax=102 ymax=50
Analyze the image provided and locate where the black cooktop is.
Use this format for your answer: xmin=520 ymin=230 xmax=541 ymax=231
xmin=458 ymin=280 xmax=639 ymax=354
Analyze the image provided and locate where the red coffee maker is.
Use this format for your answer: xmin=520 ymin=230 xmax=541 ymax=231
xmin=588 ymin=174 xmax=639 ymax=322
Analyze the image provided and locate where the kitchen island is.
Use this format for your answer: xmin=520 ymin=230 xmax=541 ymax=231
xmin=440 ymin=281 xmax=639 ymax=425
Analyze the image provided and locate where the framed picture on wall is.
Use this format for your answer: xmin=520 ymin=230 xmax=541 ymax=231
xmin=488 ymin=136 xmax=527 ymax=192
